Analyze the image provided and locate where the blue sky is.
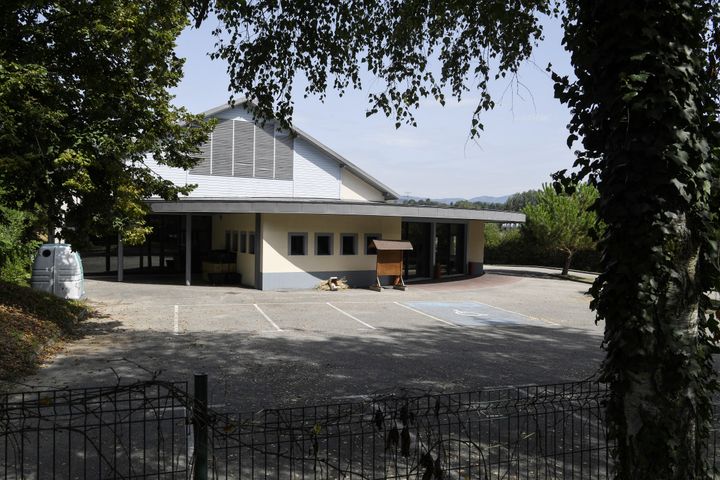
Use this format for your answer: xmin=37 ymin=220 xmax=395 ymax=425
xmin=170 ymin=15 xmax=575 ymax=199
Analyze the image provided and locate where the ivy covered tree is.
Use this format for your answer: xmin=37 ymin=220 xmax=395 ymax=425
xmin=553 ymin=1 xmax=720 ymax=477
xmin=191 ymin=0 xmax=720 ymax=477
xmin=0 ymin=1 xmax=212 ymax=246
xmin=523 ymin=184 xmax=599 ymax=276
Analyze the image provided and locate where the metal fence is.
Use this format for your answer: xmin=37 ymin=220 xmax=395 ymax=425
xmin=5 ymin=377 xmax=716 ymax=479
xmin=0 ymin=381 xmax=189 ymax=479
xmin=206 ymin=381 xmax=611 ymax=479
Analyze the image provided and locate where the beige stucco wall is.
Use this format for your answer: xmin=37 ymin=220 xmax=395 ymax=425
xmin=261 ymin=214 xmax=401 ymax=274
xmin=340 ymin=170 xmax=385 ymax=202
xmin=467 ymin=220 xmax=485 ymax=263
xmin=211 ymin=213 xmax=256 ymax=287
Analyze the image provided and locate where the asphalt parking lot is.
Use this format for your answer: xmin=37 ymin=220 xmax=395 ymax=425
xmin=22 ymin=266 xmax=604 ymax=412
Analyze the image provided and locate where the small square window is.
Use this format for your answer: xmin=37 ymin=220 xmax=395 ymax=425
xmin=365 ymin=234 xmax=381 ymax=254
xmin=240 ymin=231 xmax=247 ymax=253
xmin=341 ymin=234 xmax=357 ymax=255
xmin=289 ymin=233 xmax=307 ymax=256
xmin=248 ymin=232 xmax=256 ymax=255
xmin=315 ymin=233 xmax=333 ymax=256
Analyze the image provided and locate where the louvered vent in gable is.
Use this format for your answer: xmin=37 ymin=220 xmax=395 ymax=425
xmin=275 ymin=130 xmax=294 ymax=181
xmin=254 ymin=123 xmax=274 ymax=179
xmin=233 ymin=120 xmax=254 ymax=177
xmin=211 ymin=120 xmax=233 ymax=176
xmin=189 ymin=135 xmax=212 ymax=175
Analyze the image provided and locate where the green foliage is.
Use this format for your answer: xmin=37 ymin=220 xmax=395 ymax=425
xmin=0 ymin=2 xmax=213 ymax=246
xmin=505 ymin=189 xmax=540 ymax=212
xmin=484 ymin=220 xmax=601 ymax=272
xmin=552 ymin=0 xmax=720 ymax=477
xmin=0 ymin=200 xmax=39 ymax=285
xmin=483 ymin=223 xmax=504 ymax=249
xmin=205 ymin=0 xmax=553 ymax=133
xmin=523 ymin=184 xmax=600 ymax=275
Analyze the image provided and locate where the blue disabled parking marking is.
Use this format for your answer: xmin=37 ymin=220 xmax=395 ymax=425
xmin=403 ymin=301 xmax=535 ymax=327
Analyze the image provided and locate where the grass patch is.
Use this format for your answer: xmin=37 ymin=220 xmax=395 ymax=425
xmin=0 ymin=281 xmax=90 ymax=386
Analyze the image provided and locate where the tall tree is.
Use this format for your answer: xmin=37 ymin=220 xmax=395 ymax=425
xmin=0 ymin=1 xmax=212 ymax=246
xmin=523 ymin=183 xmax=599 ymax=275
xmin=195 ymin=0 xmax=720 ymax=476
xmin=553 ymin=1 xmax=720 ymax=477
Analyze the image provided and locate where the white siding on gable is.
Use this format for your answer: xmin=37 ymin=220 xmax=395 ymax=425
xmin=292 ymin=137 xmax=341 ymax=199
xmin=146 ymin=104 xmax=387 ymax=201
xmin=145 ymin=156 xmax=292 ymax=198
xmin=340 ymin=169 xmax=385 ymax=202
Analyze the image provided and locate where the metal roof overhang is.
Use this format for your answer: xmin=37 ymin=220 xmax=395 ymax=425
xmin=146 ymin=198 xmax=526 ymax=223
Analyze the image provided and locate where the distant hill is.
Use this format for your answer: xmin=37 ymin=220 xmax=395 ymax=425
xmin=469 ymin=195 xmax=510 ymax=204
xmin=397 ymin=195 xmax=510 ymax=204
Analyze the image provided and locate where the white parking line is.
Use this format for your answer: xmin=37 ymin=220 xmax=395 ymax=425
xmin=326 ymin=302 xmax=376 ymax=330
xmin=253 ymin=304 xmax=283 ymax=332
xmin=393 ymin=302 xmax=458 ymax=327
xmin=173 ymin=305 xmax=180 ymax=335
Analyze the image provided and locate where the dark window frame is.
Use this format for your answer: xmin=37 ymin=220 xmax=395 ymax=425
xmin=340 ymin=233 xmax=358 ymax=256
xmin=315 ymin=233 xmax=334 ymax=256
xmin=288 ymin=232 xmax=308 ymax=256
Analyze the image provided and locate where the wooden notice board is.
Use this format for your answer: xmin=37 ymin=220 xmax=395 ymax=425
xmin=371 ymin=240 xmax=413 ymax=291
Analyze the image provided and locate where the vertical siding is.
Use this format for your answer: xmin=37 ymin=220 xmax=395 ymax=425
xmin=275 ymin=130 xmax=294 ymax=181
xmin=211 ymin=120 xmax=233 ymax=176
xmin=233 ymin=120 xmax=254 ymax=177
xmin=254 ymin=123 xmax=274 ymax=180
xmin=189 ymin=135 xmax=212 ymax=175
xmin=145 ymin=156 xmax=293 ymax=197
xmin=293 ymin=137 xmax=341 ymax=199
xmin=147 ymin=105 xmax=386 ymax=201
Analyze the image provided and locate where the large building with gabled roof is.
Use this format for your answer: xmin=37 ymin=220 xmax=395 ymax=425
xmin=111 ymin=102 xmax=524 ymax=289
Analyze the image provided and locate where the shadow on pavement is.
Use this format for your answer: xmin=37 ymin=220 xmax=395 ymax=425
xmin=22 ymin=314 xmax=605 ymax=412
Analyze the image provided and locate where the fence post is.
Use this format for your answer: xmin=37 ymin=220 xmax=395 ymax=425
xmin=193 ymin=373 xmax=208 ymax=480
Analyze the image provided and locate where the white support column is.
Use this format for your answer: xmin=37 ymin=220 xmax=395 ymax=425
xmin=185 ymin=214 xmax=192 ymax=286
xmin=117 ymin=233 xmax=124 ymax=282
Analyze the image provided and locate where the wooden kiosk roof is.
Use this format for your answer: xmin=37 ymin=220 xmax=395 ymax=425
xmin=371 ymin=240 xmax=413 ymax=251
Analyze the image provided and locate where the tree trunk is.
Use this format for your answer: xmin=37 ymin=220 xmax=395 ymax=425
xmin=607 ymin=214 xmax=703 ymax=478
xmin=557 ymin=1 xmax=716 ymax=476
xmin=561 ymin=251 xmax=573 ymax=276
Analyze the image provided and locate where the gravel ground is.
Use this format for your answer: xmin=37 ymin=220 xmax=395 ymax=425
xmin=21 ymin=266 xmax=604 ymax=412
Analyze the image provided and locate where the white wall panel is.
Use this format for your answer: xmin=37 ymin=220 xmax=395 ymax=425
xmin=145 ymin=157 xmax=292 ymax=198
xmin=293 ymin=137 xmax=341 ymax=199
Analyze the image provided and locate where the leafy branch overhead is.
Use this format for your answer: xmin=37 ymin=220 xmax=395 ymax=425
xmin=206 ymin=0 xmax=553 ymax=135
xmin=0 ymin=2 xmax=213 ymax=245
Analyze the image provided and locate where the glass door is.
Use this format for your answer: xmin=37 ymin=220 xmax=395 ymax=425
xmin=401 ymin=222 xmax=432 ymax=278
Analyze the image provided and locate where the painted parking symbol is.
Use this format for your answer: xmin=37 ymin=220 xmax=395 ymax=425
xmin=403 ymin=301 xmax=535 ymax=327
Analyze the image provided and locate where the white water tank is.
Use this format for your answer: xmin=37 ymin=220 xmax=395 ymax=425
xmin=31 ymin=244 xmax=85 ymax=300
